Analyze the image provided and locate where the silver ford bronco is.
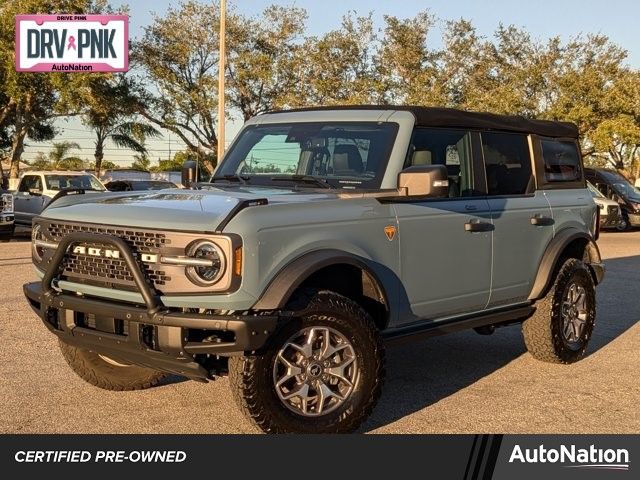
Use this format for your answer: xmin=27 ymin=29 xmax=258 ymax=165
xmin=24 ymin=106 xmax=604 ymax=433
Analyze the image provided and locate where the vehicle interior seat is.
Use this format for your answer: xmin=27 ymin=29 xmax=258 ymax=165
xmin=411 ymin=150 xmax=432 ymax=166
xmin=332 ymin=144 xmax=364 ymax=175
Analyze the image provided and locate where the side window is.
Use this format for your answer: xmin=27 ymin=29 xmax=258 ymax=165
xmin=482 ymin=132 xmax=533 ymax=196
xmin=541 ymin=140 xmax=582 ymax=182
xmin=19 ymin=175 xmax=42 ymax=193
xmin=407 ymin=128 xmax=475 ymax=197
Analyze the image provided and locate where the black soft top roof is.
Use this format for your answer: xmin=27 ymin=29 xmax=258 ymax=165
xmin=267 ymin=105 xmax=578 ymax=139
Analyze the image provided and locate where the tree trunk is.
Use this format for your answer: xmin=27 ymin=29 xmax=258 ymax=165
xmin=9 ymin=127 xmax=27 ymax=181
xmin=94 ymin=143 xmax=104 ymax=177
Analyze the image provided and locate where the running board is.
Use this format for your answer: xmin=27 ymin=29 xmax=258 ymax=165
xmin=382 ymin=305 xmax=536 ymax=343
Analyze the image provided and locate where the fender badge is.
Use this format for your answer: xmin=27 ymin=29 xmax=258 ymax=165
xmin=384 ymin=225 xmax=396 ymax=241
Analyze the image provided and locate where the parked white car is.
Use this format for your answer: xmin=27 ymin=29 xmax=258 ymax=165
xmin=13 ymin=171 xmax=105 ymax=227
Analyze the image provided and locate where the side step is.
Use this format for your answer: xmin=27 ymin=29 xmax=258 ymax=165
xmin=382 ymin=305 xmax=535 ymax=343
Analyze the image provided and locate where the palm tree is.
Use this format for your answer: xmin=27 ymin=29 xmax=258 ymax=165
xmin=82 ymin=76 xmax=161 ymax=175
xmin=27 ymin=141 xmax=83 ymax=170
xmin=89 ymin=119 xmax=160 ymax=176
xmin=48 ymin=141 xmax=81 ymax=169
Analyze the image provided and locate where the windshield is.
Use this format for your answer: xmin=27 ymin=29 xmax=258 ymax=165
xmin=215 ymin=122 xmax=399 ymax=189
xmin=612 ymin=181 xmax=640 ymax=201
xmin=45 ymin=174 xmax=105 ymax=191
xmin=587 ymin=181 xmax=604 ymax=198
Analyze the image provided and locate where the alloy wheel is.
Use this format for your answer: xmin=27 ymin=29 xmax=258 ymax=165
xmin=273 ymin=326 xmax=358 ymax=417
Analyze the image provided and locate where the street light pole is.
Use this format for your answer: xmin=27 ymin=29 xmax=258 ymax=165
xmin=217 ymin=0 xmax=226 ymax=164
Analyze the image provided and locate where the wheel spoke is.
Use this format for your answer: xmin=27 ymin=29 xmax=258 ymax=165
xmin=316 ymin=382 xmax=344 ymax=414
xmin=563 ymin=320 xmax=574 ymax=340
xmin=288 ymin=340 xmax=313 ymax=359
xmin=575 ymin=291 xmax=586 ymax=311
xmin=275 ymin=352 xmax=303 ymax=388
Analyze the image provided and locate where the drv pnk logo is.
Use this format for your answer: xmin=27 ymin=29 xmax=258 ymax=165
xmin=15 ymin=14 xmax=128 ymax=72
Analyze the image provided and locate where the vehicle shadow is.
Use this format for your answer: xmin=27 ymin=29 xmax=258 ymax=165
xmin=361 ymin=253 xmax=640 ymax=432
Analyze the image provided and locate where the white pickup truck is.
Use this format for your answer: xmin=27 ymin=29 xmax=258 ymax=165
xmin=13 ymin=171 xmax=105 ymax=227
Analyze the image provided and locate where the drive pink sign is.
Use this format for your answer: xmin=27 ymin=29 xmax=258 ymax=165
xmin=15 ymin=14 xmax=128 ymax=72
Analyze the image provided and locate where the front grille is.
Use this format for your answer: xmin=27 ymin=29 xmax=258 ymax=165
xmin=44 ymin=222 xmax=173 ymax=291
xmin=47 ymin=223 xmax=169 ymax=251
xmin=36 ymin=219 xmax=229 ymax=295
xmin=607 ymin=205 xmax=620 ymax=219
xmin=63 ymin=252 xmax=171 ymax=286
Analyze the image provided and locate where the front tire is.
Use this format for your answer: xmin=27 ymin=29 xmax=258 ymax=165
xmin=522 ymin=258 xmax=596 ymax=364
xmin=229 ymin=289 xmax=385 ymax=433
xmin=58 ymin=340 xmax=167 ymax=391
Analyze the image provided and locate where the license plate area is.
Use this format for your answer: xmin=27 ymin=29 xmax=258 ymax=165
xmin=73 ymin=311 xmax=128 ymax=336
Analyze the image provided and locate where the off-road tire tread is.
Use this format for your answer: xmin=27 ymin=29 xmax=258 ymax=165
xmin=59 ymin=340 xmax=166 ymax=391
xmin=229 ymin=289 xmax=385 ymax=433
xmin=522 ymin=258 xmax=596 ymax=364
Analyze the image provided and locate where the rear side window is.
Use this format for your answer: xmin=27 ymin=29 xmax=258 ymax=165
xmin=541 ymin=140 xmax=582 ymax=182
xmin=481 ymin=133 xmax=533 ymax=196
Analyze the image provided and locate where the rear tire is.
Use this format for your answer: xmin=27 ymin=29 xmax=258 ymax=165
xmin=522 ymin=258 xmax=596 ymax=364
xmin=229 ymin=289 xmax=385 ymax=433
xmin=58 ymin=340 xmax=166 ymax=391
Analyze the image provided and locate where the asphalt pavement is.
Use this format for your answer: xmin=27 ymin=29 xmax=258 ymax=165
xmin=1 ymin=227 xmax=638 ymax=433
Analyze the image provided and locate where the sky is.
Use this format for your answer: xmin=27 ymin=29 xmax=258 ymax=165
xmin=24 ymin=0 xmax=640 ymax=169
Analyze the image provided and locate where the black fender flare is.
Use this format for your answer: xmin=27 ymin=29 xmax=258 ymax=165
xmin=528 ymin=228 xmax=604 ymax=300
xmin=252 ymin=249 xmax=389 ymax=312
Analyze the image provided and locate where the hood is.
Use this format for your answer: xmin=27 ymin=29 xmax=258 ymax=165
xmin=42 ymin=187 xmax=341 ymax=232
xmin=592 ymin=196 xmax=618 ymax=208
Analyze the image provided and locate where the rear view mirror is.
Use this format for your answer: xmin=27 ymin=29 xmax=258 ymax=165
xmin=181 ymin=160 xmax=198 ymax=189
xmin=28 ymin=188 xmax=42 ymax=196
xmin=398 ymin=165 xmax=449 ymax=198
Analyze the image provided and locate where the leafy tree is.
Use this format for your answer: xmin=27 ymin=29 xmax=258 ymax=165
xmin=287 ymin=13 xmax=380 ymax=106
xmin=131 ymin=154 xmax=151 ymax=171
xmin=0 ymin=0 xmax=112 ymax=182
xmin=135 ymin=1 xmax=221 ymax=168
xmin=376 ymin=11 xmax=441 ymax=105
xmin=226 ymin=5 xmax=307 ymax=119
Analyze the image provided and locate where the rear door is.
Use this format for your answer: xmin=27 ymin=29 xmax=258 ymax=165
xmin=394 ymin=128 xmax=492 ymax=323
xmin=482 ymin=132 xmax=555 ymax=306
xmin=535 ymin=137 xmax=595 ymax=237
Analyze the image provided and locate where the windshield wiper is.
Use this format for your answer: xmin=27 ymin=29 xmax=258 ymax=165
xmin=270 ymin=175 xmax=332 ymax=189
xmin=211 ymin=174 xmax=250 ymax=185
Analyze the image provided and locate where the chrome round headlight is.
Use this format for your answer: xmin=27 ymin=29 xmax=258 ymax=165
xmin=186 ymin=240 xmax=226 ymax=286
xmin=31 ymin=224 xmax=45 ymax=263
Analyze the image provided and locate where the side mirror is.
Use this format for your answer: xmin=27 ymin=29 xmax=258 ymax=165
xmin=398 ymin=165 xmax=449 ymax=198
xmin=28 ymin=188 xmax=42 ymax=196
xmin=181 ymin=160 xmax=198 ymax=189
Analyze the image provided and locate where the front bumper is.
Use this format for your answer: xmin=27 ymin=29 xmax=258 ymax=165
xmin=628 ymin=213 xmax=640 ymax=227
xmin=23 ymin=231 xmax=279 ymax=380
xmin=0 ymin=214 xmax=13 ymax=225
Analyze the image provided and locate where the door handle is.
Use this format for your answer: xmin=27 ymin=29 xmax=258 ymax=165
xmin=464 ymin=219 xmax=495 ymax=232
xmin=464 ymin=204 xmax=478 ymax=211
xmin=530 ymin=215 xmax=554 ymax=226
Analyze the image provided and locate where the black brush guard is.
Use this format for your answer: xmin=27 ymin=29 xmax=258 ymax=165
xmin=23 ymin=232 xmax=278 ymax=380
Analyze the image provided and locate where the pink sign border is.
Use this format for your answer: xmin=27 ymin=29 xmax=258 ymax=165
xmin=15 ymin=14 xmax=129 ymax=73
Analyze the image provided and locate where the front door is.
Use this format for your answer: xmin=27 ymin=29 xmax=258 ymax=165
xmin=394 ymin=128 xmax=492 ymax=324
xmin=14 ymin=175 xmax=45 ymax=226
